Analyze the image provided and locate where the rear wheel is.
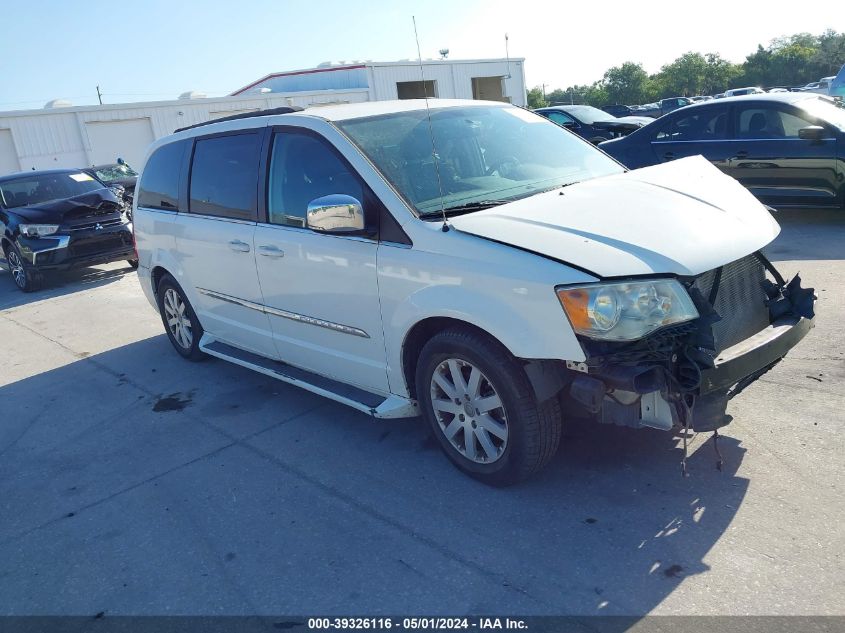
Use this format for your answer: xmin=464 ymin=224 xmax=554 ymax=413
xmin=416 ymin=327 xmax=562 ymax=486
xmin=156 ymin=274 xmax=205 ymax=361
xmin=4 ymin=242 xmax=43 ymax=292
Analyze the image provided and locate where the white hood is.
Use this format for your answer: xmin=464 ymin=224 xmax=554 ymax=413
xmin=450 ymin=156 xmax=780 ymax=277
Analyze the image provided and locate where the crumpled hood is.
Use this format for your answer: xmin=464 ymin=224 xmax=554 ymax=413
xmin=450 ymin=156 xmax=780 ymax=277
xmin=12 ymin=189 xmax=121 ymax=225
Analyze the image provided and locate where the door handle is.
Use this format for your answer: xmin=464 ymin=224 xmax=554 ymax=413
xmin=228 ymin=240 xmax=251 ymax=253
xmin=258 ymin=245 xmax=285 ymax=258
xmin=663 ymin=151 xmax=675 ymax=160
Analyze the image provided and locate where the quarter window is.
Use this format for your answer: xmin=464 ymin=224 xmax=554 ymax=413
xmin=189 ymin=133 xmax=260 ymax=220
xmin=267 ymin=131 xmax=365 ymax=228
xmin=545 ymin=111 xmax=575 ymax=126
xmin=137 ymin=140 xmax=187 ymax=210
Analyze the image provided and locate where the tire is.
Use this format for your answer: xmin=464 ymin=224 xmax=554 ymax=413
xmin=127 ymin=259 xmax=139 ymax=269
xmin=156 ymin=274 xmax=206 ymax=361
xmin=415 ymin=327 xmax=562 ymax=486
xmin=4 ymin=241 xmax=43 ymax=293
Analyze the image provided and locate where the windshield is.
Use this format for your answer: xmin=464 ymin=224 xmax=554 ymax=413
xmin=799 ymin=97 xmax=845 ymax=132
xmin=562 ymin=105 xmax=616 ymax=123
xmin=0 ymin=172 xmax=103 ymax=209
xmin=94 ymin=163 xmax=138 ymax=182
xmin=336 ymin=105 xmax=623 ymax=215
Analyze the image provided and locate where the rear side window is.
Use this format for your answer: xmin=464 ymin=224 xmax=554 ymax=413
xmin=137 ymin=140 xmax=187 ymax=210
xmin=657 ymin=106 xmax=729 ymax=141
xmin=189 ymin=133 xmax=261 ymax=220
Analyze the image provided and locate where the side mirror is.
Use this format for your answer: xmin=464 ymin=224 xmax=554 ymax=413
xmin=306 ymin=194 xmax=365 ymax=233
xmin=561 ymin=120 xmax=577 ymax=128
xmin=798 ymin=125 xmax=826 ymax=141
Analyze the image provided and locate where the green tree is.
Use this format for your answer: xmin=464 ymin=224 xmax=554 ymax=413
xmin=702 ymin=53 xmax=742 ymax=94
xmin=526 ymin=86 xmax=548 ymax=109
xmin=602 ymin=62 xmax=650 ymax=105
xmin=655 ymin=52 xmax=708 ymax=96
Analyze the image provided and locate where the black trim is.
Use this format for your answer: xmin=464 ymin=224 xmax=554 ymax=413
xmin=699 ymin=315 xmax=814 ymax=394
xmin=204 ymin=340 xmax=386 ymax=408
xmin=174 ymin=106 xmax=303 ymax=133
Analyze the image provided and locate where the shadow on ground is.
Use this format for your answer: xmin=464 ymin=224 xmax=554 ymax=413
xmin=0 ymin=259 xmax=136 ymax=310
xmin=0 ymin=334 xmax=747 ymax=615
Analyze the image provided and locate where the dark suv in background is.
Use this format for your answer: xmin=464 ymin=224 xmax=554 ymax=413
xmin=599 ymin=93 xmax=845 ymax=209
xmin=0 ymin=169 xmax=136 ymax=291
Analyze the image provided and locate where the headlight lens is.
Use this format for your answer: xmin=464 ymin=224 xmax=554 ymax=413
xmin=19 ymin=224 xmax=59 ymax=238
xmin=557 ymin=279 xmax=698 ymax=341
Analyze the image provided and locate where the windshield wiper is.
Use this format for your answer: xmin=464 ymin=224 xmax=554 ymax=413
xmin=418 ymin=200 xmax=510 ymax=219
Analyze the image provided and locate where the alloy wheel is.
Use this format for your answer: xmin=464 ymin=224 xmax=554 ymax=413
xmin=429 ymin=358 xmax=508 ymax=464
xmin=7 ymin=250 xmax=26 ymax=289
xmin=163 ymin=288 xmax=193 ymax=349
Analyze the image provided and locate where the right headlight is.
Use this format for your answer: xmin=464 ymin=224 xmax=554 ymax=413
xmin=19 ymin=224 xmax=59 ymax=238
xmin=557 ymin=279 xmax=699 ymax=341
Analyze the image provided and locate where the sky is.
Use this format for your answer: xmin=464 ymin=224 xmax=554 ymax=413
xmin=0 ymin=0 xmax=839 ymax=111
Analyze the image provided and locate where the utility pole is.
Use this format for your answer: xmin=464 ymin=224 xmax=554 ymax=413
xmin=96 ymin=85 xmax=103 ymax=105
xmin=541 ymin=83 xmax=546 ymax=102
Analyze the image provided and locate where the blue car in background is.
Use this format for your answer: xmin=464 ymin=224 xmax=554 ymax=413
xmin=534 ymin=105 xmax=653 ymax=144
xmin=599 ymin=93 xmax=845 ymax=209
xmin=831 ymin=63 xmax=845 ymax=97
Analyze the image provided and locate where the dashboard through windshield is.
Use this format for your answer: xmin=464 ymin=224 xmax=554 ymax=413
xmin=336 ymin=105 xmax=624 ymax=216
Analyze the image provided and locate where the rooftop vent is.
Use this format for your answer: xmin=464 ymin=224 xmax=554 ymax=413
xmin=44 ymin=99 xmax=73 ymax=109
xmin=178 ymin=90 xmax=207 ymax=100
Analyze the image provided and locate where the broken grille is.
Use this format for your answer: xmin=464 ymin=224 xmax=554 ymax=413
xmin=692 ymin=253 xmax=772 ymax=351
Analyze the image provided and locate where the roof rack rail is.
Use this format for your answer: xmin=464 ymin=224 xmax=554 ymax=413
xmin=174 ymin=106 xmax=303 ymax=133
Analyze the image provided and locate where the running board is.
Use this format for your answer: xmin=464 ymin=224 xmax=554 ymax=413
xmin=199 ymin=336 xmax=417 ymax=419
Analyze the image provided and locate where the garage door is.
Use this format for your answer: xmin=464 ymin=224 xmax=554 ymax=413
xmin=85 ymin=118 xmax=155 ymax=169
xmin=0 ymin=129 xmax=20 ymax=176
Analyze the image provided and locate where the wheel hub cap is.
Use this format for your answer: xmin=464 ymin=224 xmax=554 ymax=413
xmin=8 ymin=251 xmax=26 ymax=288
xmin=430 ymin=358 xmax=508 ymax=464
xmin=163 ymin=288 xmax=193 ymax=349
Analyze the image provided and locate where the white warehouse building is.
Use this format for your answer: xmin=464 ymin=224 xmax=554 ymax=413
xmin=0 ymin=58 xmax=526 ymax=176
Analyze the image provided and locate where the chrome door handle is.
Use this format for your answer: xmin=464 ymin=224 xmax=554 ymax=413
xmin=258 ymin=245 xmax=285 ymax=258
xmin=228 ymin=240 xmax=251 ymax=252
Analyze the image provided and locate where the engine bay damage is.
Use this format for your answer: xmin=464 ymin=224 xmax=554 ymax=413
xmin=564 ymin=252 xmax=816 ymax=434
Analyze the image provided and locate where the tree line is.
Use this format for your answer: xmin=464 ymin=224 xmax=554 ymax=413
xmin=528 ymin=30 xmax=845 ymax=108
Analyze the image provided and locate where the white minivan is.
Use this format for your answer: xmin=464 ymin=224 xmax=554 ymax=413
xmin=134 ymin=99 xmax=814 ymax=485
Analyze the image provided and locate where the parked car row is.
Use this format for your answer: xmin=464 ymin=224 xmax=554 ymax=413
xmin=534 ymin=105 xmax=654 ymax=143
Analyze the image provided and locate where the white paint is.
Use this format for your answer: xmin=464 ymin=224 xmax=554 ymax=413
xmin=450 ymin=156 xmax=780 ymax=277
xmin=85 ymin=118 xmax=155 ymax=167
xmin=0 ymin=129 xmax=20 ymax=175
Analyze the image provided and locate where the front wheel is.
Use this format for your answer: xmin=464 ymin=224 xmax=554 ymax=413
xmin=4 ymin=242 xmax=43 ymax=292
xmin=156 ymin=274 xmax=206 ymax=361
xmin=416 ymin=328 xmax=562 ymax=486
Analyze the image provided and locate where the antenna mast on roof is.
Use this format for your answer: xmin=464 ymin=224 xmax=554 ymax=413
xmin=504 ymin=34 xmax=512 ymax=79
xmin=413 ymin=15 xmax=448 ymax=232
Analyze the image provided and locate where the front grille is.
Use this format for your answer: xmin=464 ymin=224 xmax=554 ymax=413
xmin=67 ymin=218 xmax=124 ymax=232
xmin=69 ymin=233 xmax=132 ymax=257
xmin=692 ymin=254 xmax=771 ymax=351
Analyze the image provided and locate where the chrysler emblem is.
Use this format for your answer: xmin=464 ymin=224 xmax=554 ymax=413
xmin=94 ymin=223 xmax=103 ymax=231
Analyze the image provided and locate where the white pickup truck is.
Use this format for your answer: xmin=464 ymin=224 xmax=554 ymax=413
xmin=133 ymin=99 xmax=815 ymax=485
